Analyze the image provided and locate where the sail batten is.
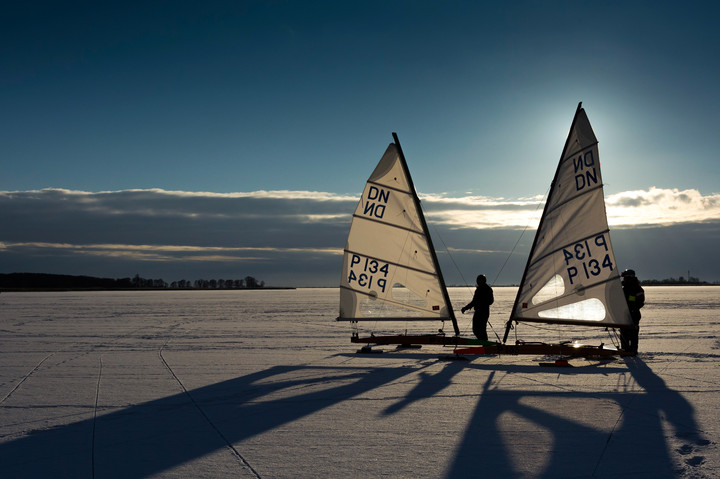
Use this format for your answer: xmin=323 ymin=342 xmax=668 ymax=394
xmin=338 ymin=135 xmax=459 ymax=334
xmin=545 ymin=183 xmax=604 ymax=216
xmin=523 ymin=276 xmax=622 ymax=309
xmin=350 ymin=214 xmax=424 ymax=235
xmin=528 ymin=228 xmax=611 ymax=268
xmin=562 ymin=141 xmax=599 ymax=163
xmin=338 ymin=285 xmax=452 ymax=317
xmin=366 ymin=179 xmax=415 ymax=196
xmin=506 ymin=103 xmax=633 ymax=335
xmin=342 ymin=249 xmax=438 ymax=277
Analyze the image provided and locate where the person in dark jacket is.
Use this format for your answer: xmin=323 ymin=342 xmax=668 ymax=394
xmin=620 ymin=269 xmax=645 ymax=353
xmin=461 ymin=274 xmax=494 ymax=341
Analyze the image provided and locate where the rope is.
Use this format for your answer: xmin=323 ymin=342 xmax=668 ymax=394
xmin=487 ymin=319 xmax=502 ymax=342
xmin=431 ymin=223 xmax=472 ymax=291
xmin=421 ymin=204 xmax=474 ymax=335
xmin=428 ymin=217 xmax=504 ymax=340
xmin=491 ymin=188 xmax=549 ymax=286
xmin=606 ymin=327 xmax=623 ymax=349
xmin=412 ymin=190 xmax=549 ymax=340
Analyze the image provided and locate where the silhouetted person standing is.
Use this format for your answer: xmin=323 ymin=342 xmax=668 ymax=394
xmin=620 ymin=269 xmax=645 ymax=354
xmin=461 ymin=274 xmax=494 ymax=341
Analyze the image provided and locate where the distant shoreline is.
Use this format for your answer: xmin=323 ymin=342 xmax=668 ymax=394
xmin=1 ymin=272 xmax=716 ymax=292
xmin=0 ymin=287 xmax=296 ymax=292
xmin=0 ymin=272 xmax=289 ymax=292
xmin=3 ymin=284 xmax=717 ymax=293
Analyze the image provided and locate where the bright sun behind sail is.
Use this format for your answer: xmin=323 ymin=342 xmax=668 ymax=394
xmin=507 ymin=103 xmax=634 ymax=332
xmin=341 ymin=112 xmax=632 ymax=357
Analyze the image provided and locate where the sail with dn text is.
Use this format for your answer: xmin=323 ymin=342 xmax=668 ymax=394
xmin=509 ymin=104 xmax=633 ymax=329
xmin=338 ymin=134 xmax=458 ymax=334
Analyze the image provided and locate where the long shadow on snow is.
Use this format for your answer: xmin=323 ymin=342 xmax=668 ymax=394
xmin=1 ymin=355 xmax=709 ymax=478
xmin=0 ymin=363 xmax=417 ymax=478
xmin=446 ymin=356 xmax=709 ymax=478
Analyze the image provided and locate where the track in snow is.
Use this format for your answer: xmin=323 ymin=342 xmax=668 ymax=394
xmin=158 ymin=342 xmax=262 ymax=479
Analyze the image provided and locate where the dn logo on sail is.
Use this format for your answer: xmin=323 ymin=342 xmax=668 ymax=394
xmin=573 ymin=151 xmax=598 ymax=191
xmin=363 ymin=186 xmax=390 ymax=219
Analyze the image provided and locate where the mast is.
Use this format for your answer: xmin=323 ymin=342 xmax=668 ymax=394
xmin=503 ymin=102 xmax=584 ymax=343
xmin=392 ymin=132 xmax=460 ymax=336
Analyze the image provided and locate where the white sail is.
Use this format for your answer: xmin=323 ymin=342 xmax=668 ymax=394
xmin=338 ymin=135 xmax=457 ymax=332
xmin=510 ymin=104 xmax=633 ymax=329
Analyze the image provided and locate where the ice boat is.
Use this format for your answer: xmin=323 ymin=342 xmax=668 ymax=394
xmin=339 ymin=105 xmax=636 ymax=357
xmin=336 ymin=133 xmax=488 ymax=348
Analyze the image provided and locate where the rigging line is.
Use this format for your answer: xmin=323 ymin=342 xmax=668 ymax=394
xmin=413 ymin=195 xmax=470 ymax=292
xmin=492 ymin=186 xmax=550 ymax=287
xmin=419 ymin=202 xmax=476 ymax=335
xmin=435 ymin=230 xmax=474 ymax=336
xmin=158 ymin=343 xmax=262 ymax=479
xmin=427 ymin=219 xmax=471 ymax=290
xmin=91 ymin=355 xmax=103 ymax=479
xmin=606 ymin=327 xmax=622 ymax=349
xmin=430 ymin=223 xmax=475 ymax=335
xmin=487 ymin=318 xmax=502 ymax=342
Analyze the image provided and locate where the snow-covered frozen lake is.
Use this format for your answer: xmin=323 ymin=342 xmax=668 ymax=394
xmin=1 ymin=286 xmax=718 ymax=478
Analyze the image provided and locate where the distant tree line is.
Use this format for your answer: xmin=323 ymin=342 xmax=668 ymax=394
xmin=168 ymin=277 xmax=264 ymax=289
xmin=0 ymin=273 xmax=125 ymax=290
xmin=0 ymin=273 xmax=266 ymax=290
xmin=641 ymin=276 xmax=718 ymax=286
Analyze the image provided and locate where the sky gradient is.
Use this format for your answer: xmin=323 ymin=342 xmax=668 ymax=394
xmin=2 ymin=1 xmax=719 ymax=286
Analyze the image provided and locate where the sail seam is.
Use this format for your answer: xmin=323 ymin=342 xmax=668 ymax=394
xmin=508 ymin=316 xmax=634 ymax=329
xmin=343 ymin=249 xmax=438 ymax=277
xmin=561 ymin=141 xmax=598 ymax=163
xmin=521 ymin=275 xmax=621 ymax=310
xmin=351 ymin=214 xmax=423 ymax=236
xmin=529 ymin=228 xmax=611 ymax=267
xmin=366 ymin=179 xmax=413 ymax=196
xmin=545 ymin=183 xmax=604 ymax=217
xmin=339 ymin=285 xmax=447 ymax=317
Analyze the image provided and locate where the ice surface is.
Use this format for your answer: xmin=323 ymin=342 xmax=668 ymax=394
xmin=0 ymin=287 xmax=718 ymax=478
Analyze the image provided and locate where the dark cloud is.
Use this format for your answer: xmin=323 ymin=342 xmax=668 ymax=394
xmin=1 ymin=189 xmax=719 ymax=286
xmin=0 ymin=189 xmax=352 ymax=286
xmin=0 ymin=189 xmax=353 ymax=248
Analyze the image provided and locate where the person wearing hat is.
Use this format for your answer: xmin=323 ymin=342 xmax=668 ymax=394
xmin=620 ymin=269 xmax=645 ymax=353
xmin=461 ymin=274 xmax=494 ymax=341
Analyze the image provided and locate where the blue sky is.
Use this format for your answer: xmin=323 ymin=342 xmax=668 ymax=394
xmin=2 ymin=1 xmax=719 ymax=286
